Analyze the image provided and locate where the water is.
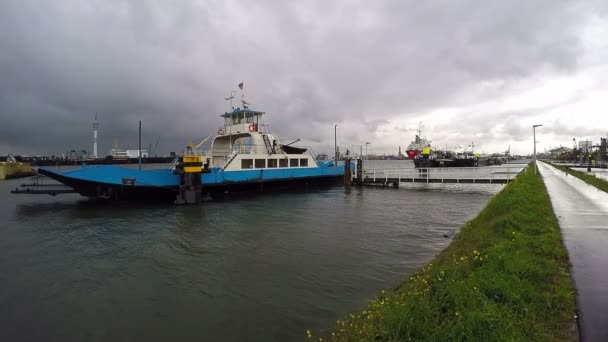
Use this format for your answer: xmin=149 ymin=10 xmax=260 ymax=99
xmin=0 ymin=161 xmax=503 ymax=341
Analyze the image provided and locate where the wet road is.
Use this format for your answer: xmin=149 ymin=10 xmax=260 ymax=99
xmin=538 ymin=162 xmax=608 ymax=341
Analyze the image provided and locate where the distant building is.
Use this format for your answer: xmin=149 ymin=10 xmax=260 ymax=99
xmin=548 ymin=146 xmax=572 ymax=159
xmin=579 ymin=140 xmax=593 ymax=152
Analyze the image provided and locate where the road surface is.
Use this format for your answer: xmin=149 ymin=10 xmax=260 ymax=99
xmin=538 ymin=161 xmax=608 ymax=341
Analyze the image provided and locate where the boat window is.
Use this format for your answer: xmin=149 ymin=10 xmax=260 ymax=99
xmin=279 ymin=159 xmax=288 ymax=168
xmin=268 ymin=159 xmax=278 ymax=168
xmin=290 ymin=159 xmax=299 ymax=167
xmin=241 ymin=159 xmax=253 ymax=169
xmin=255 ymin=159 xmax=266 ymax=168
xmin=300 ymin=158 xmax=308 ymax=167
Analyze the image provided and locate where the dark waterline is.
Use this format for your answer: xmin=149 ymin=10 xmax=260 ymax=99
xmin=0 ymin=161 xmax=502 ymax=341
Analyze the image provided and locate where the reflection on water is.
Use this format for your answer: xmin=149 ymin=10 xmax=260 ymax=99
xmin=0 ymin=162 xmax=503 ymax=341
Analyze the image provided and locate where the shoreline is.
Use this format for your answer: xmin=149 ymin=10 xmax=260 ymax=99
xmin=318 ymin=165 xmax=577 ymax=341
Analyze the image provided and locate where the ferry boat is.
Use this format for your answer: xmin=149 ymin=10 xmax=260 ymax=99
xmin=0 ymin=154 xmax=36 ymax=179
xmin=37 ymin=99 xmax=346 ymax=202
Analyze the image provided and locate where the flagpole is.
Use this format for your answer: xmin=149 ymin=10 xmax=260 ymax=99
xmin=238 ymin=82 xmax=244 ymax=108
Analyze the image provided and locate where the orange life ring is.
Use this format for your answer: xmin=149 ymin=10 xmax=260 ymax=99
xmin=217 ymin=128 xmax=224 ymax=135
xmin=248 ymin=124 xmax=255 ymax=132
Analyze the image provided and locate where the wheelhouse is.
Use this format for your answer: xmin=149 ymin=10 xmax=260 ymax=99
xmin=209 ymin=107 xmax=317 ymax=170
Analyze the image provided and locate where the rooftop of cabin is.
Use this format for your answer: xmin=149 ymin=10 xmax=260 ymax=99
xmin=221 ymin=108 xmax=265 ymax=118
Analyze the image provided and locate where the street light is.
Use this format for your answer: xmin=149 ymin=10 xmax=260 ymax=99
xmin=533 ymin=124 xmax=543 ymax=174
xmin=365 ymin=142 xmax=370 ymax=161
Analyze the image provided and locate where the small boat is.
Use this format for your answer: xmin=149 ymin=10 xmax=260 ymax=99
xmin=37 ymin=96 xmax=346 ymax=202
xmin=0 ymin=154 xmax=36 ymax=179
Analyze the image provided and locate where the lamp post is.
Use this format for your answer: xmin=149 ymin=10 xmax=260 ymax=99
xmin=334 ymin=124 xmax=338 ymax=163
xmin=533 ymin=124 xmax=542 ymax=174
xmin=586 ymin=139 xmax=592 ymax=172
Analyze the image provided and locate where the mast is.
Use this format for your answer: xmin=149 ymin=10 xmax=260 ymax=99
xmin=138 ymin=120 xmax=142 ymax=171
xmin=224 ymin=90 xmax=236 ymax=112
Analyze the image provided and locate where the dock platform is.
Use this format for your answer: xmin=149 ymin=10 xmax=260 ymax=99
xmin=10 ymin=176 xmax=77 ymax=196
xmin=353 ymin=166 xmax=524 ymax=187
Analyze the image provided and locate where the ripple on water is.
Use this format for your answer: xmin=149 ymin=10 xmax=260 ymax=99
xmin=0 ymin=178 xmax=499 ymax=341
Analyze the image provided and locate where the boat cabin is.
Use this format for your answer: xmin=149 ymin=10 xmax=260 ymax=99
xmin=209 ymin=107 xmax=317 ymax=171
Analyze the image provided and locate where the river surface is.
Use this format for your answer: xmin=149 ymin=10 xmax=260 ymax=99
xmin=0 ymin=160 xmax=506 ymax=341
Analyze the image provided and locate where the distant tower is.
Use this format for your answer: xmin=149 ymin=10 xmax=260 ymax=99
xmin=93 ymin=113 xmax=99 ymax=158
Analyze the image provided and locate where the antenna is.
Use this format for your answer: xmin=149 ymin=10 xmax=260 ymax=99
xmin=238 ymin=81 xmax=245 ymax=108
xmin=93 ymin=113 xmax=99 ymax=159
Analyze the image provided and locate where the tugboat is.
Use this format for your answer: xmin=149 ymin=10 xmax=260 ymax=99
xmin=36 ymin=93 xmax=347 ymax=202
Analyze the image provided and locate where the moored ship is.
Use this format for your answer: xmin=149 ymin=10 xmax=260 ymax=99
xmin=405 ymin=125 xmax=431 ymax=159
xmin=36 ymin=95 xmax=347 ymax=202
xmin=405 ymin=130 xmax=499 ymax=168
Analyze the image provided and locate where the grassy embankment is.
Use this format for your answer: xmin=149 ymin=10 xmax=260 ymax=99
xmin=549 ymin=163 xmax=608 ymax=193
xmin=314 ymin=166 xmax=577 ymax=341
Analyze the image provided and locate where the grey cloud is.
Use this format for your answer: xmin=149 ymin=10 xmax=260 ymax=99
xmin=0 ymin=0 xmax=602 ymax=155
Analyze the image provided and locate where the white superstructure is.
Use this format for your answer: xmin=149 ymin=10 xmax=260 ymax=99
xmin=207 ymin=105 xmax=317 ymax=171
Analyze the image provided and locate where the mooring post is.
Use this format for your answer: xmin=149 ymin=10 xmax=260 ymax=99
xmin=356 ymin=158 xmax=363 ymax=185
xmin=174 ymin=153 xmax=203 ymax=205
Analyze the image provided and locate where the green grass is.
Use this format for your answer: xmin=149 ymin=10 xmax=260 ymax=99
xmin=549 ymin=163 xmax=608 ymax=193
xmin=315 ymin=166 xmax=577 ymax=341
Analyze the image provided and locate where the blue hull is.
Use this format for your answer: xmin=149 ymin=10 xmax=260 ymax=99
xmin=37 ymin=163 xmax=345 ymax=201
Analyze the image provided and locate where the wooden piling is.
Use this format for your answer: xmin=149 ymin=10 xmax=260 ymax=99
xmin=344 ymin=158 xmax=352 ymax=186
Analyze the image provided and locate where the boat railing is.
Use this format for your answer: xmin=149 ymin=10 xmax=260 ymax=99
xmin=220 ymin=150 xmax=239 ymax=170
xmin=359 ymin=165 xmax=524 ymax=183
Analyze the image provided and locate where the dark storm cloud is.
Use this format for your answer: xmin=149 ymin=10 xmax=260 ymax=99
xmin=0 ymin=0 xmax=599 ymax=155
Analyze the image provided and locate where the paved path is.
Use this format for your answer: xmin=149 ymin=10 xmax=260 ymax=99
xmin=538 ymin=162 xmax=608 ymax=341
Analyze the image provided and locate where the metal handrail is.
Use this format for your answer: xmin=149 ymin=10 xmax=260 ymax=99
xmin=359 ymin=166 xmax=523 ymax=183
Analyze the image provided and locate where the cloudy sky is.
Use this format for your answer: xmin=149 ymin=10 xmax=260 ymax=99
xmin=1 ymin=0 xmax=607 ymax=157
